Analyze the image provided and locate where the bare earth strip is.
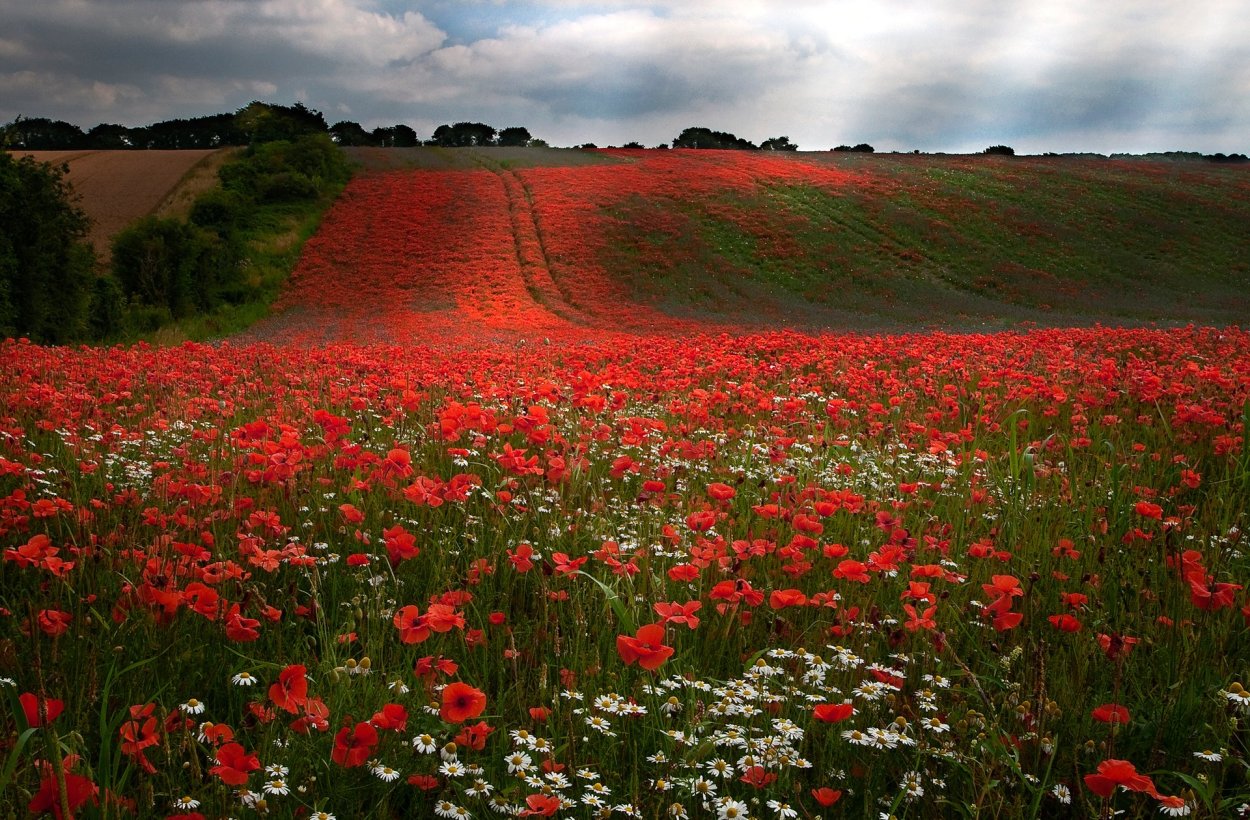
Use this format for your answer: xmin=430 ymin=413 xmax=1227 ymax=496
xmin=481 ymin=161 xmax=596 ymax=325
xmin=16 ymin=149 xmax=228 ymax=258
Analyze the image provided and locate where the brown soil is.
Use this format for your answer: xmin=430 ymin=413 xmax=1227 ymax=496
xmin=16 ymin=149 xmax=232 ymax=260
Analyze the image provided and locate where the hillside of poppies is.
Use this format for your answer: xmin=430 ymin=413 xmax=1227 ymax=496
xmin=3 ymin=149 xmax=1250 ymax=820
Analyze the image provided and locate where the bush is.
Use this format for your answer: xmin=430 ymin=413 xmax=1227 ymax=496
xmin=258 ymin=170 xmax=320 ymax=203
xmin=0 ymin=152 xmax=97 ymax=342
xmin=220 ymin=134 xmax=351 ymax=202
xmin=189 ymin=188 xmax=248 ymax=234
xmin=89 ymin=274 xmax=127 ymax=339
xmin=112 ymin=217 xmax=239 ymax=318
xmin=984 ymin=145 xmax=1015 ymax=156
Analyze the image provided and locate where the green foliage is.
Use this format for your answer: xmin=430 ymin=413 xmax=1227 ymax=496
xmin=761 ymin=135 xmax=798 ymax=151
xmin=111 ymin=217 xmax=239 ymax=319
xmin=372 ymin=124 xmax=419 ymax=147
xmin=599 ymin=156 xmax=1250 ymax=328
xmin=0 ymin=152 xmax=98 ymax=342
xmin=88 ymin=274 xmax=127 ymax=338
xmin=329 ymin=120 xmax=376 ymax=146
xmin=220 ymin=134 xmax=351 ymax=203
xmin=497 ymin=126 xmax=533 ymax=147
xmin=985 ymin=145 xmax=1016 ymax=156
xmin=234 ymin=101 xmax=328 ymax=144
xmin=672 ymin=126 xmax=758 ymax=149
xmin=0 ymin=115 xmax=89 ymax=150
xmin=431 ymin=122 xmax=499 ymax=147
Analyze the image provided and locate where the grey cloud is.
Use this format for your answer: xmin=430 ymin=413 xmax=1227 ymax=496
xmin=0 ymin=0 xmax=1246 ymax=152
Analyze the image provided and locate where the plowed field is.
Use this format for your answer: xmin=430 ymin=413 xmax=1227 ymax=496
xmin=16 ymin=148 xmax=230 ymax=257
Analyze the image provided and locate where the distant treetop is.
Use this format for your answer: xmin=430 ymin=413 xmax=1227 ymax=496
xmin=761 ymin=136 xmax=798 ymax=151
xmin=672 ymin=127 xmax=757 ymax=150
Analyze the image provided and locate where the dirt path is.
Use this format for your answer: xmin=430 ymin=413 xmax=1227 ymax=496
xmin=486 ymin=162 xmax=595 ymax=326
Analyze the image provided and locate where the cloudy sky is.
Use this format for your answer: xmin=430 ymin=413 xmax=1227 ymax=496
xmin=1 ymin=0 xmax=1247 ymax=153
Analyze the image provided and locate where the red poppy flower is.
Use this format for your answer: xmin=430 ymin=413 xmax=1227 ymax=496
xmin=28 ymin=771 xmax=98 ymax=819
xmin=119 ymin=703 xmax=160 ymax=757
xmin=268 ymin=664 xmax=308 ymax=713
xmin=290 ymin=696 xmax=330 ymax=734
xmin=199 ymin=722 xmax=234 ymax=745
xmin=407 ymin=773 xmax=441 ymax=790
xmin=440 ymin=682 xmax=487 ymax=723
xmin=811 ymin=787 xmax=843 ymax=806
xmin=36 ymin=609 xmax=72 ymax=638
xmin=667 ymin=564 xmax=700 ymax=582
xmin=768 ymin=588 xmax=808 ymax=609
xmin=454 ymin=720 xmax=495 ymax=750
xmin=519 ymin=794 xmax=561 ymax=816
xmin=1083 ymin=758 xmax=1158 ymax=798
xmin=903 ymin=603 xmax=938 ymax=632
xmin=332 ymin=721 xmax=378 ymax=767
xmin=992 ymin=611 xmax=1023 ymax=631
xmin=508 ymin=542 xmax=537 ymax=572
xmin=370 ymin=703 xmax=409 ymax=732
xmin=616 ymin=622 xmax=674 ymax=671
xmin=740 ymin=765 xmax=777 ymax=788
xmin=981 ymin=575 xmax=1023 ymax=614
xmin=1097 ymin=632 xmax=1139 ymax=660
xmin=393 ymin=604 xmax=431 ymax=644
xmin=1048 ymin=613 xmax=1083 ymax=632
xmin=685 ymin=509 xmax=716 ymax=531
xmin=19 ymin=692 xmax=64 ymax=726
xmin=1091 ymin=703 xmax=1131 ymax=724
xmin=833 ymin=559 xmax=870 ymax=583
xmin=424 ymin=603 xmax=466 ymax=633
xmin=551 ymin=552 xmax=587 ymax=575
xmin=210 ymin=742 xmax=260 ymax=785
xmin=813 ymin=702 xmax=855 ymax=722
xmin=223 ymin=603 xmax=260 ymax=642
xmin=653 ymin=600 xmax=702 ymax=629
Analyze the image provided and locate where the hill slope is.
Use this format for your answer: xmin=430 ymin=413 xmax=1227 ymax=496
xmin=14 ymin=149 xmax=232 ymax=258
xmin=243 ymin=148 xmax=1249 ymax=343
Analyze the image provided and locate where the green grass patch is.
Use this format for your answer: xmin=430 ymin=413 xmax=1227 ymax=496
xmin=597 ymin=155 xmax=1250 ymax=328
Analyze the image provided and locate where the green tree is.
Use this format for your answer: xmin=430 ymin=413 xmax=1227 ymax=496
xmin=497 ymin=126 xmax=533 ymax=147
xmin=235 ymin=102 xmax=328 ymax=144
xmin=0 ymin=153 xmax=96 ymax=342
xmin=330 ymin=121 xmax=377 ymax=146
xmin=761 ymin=136 xmax=798 ymax=151
xmin=87 ymin=123 xmax=135 ymax=149
xmin=431 ymin=122 xmax=498 ymax=147
xmin=672 ymin=127 xmax=757 ymax=150
xmin=1 ymin=116 xmax=89 ymax=150
xmin=112 ymin=217 xmax=236 ymax=318
xmin=371 ymin=124 xmax=419 ymax=147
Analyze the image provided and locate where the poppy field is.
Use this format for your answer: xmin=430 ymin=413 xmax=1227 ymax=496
xmin=3 ymin=150 xmax=1250 ymax=820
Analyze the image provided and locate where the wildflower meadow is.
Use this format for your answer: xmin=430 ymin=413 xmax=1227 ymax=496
xmin=2 ymin=151 xmax=1249 ymax=820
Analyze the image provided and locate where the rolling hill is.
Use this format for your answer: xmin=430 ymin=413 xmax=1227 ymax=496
xmin=242 ymin=147 xmax=1249 ymax=344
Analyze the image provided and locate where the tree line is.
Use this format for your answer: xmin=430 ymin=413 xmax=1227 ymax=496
xmin=0 ymin=104 xmax=545 ymax=151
